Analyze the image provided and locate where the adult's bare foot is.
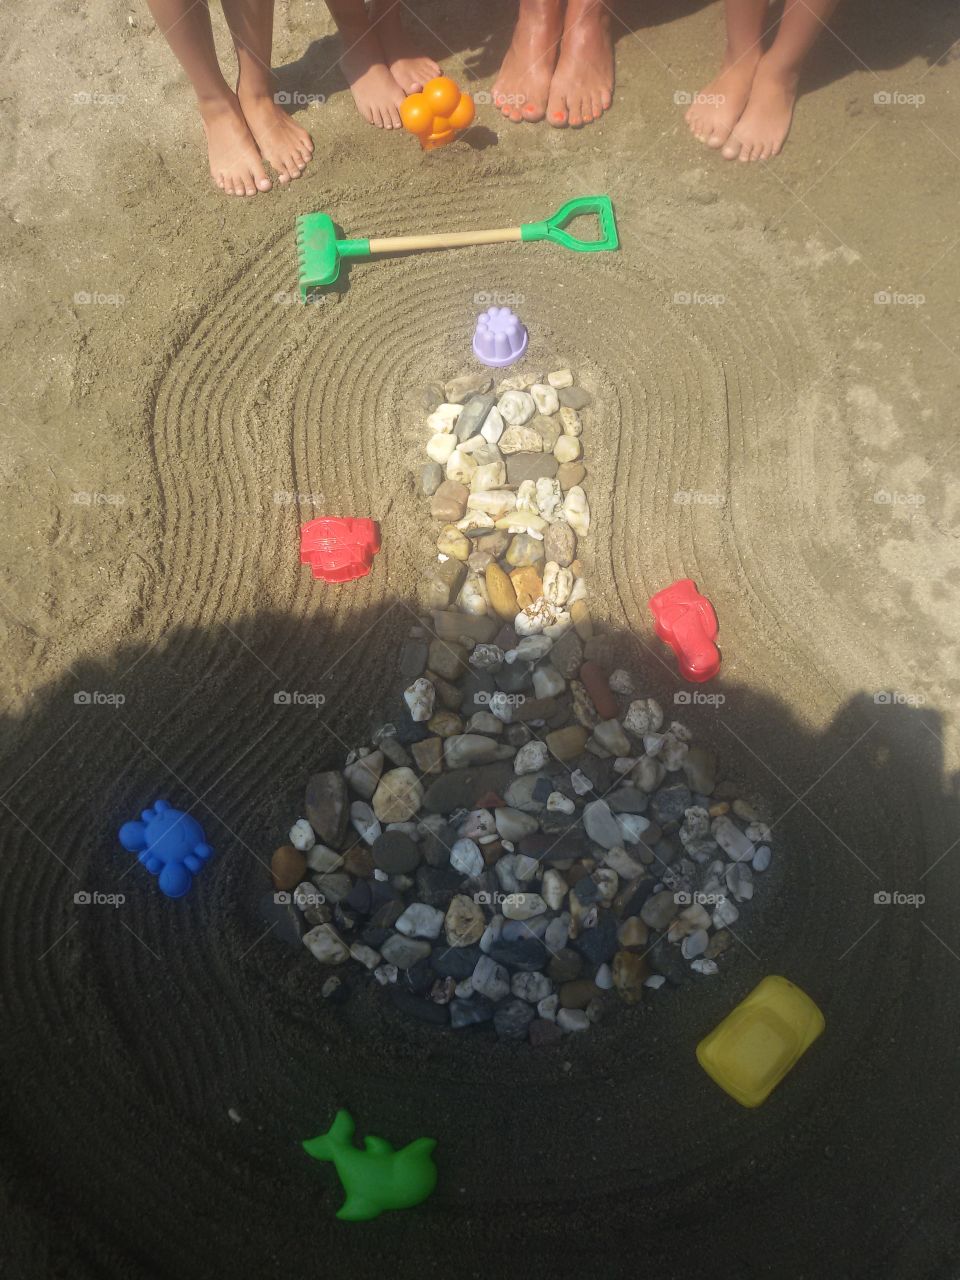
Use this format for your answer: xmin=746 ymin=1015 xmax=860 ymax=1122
xmin=200 ymin=93 xmax=272 ymax=196
xmin=376 ymin=0 xmax=440 ymax=93
xmin=237 ymin=88 xmax=314 ymax=184
xmin=721 ymin=56 xmax=799 ymax=161
xmin=546 ymin=0 xmax=614 ymax=128
xmin=339 ymin=24 xmax=406 ymax=127
xmin=492 ymin=0 xmax=564 ymax=124
xmin=684 ymin=48 xmax=761 ymax=150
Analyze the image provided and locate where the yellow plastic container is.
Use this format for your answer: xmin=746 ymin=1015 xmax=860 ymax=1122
xmin=696 ymin=975 xmax=825 ymax=1107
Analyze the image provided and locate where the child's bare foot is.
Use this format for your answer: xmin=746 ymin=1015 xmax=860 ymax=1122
xmin=237 ymin=88 xmax=314 ymax=183
xmin=492 ymin=0 xmax=564 ymax=123
xmin=684 ymin=48 xmax=761 ymax=150
xmin=376 ymin=0 xmax=440 ymax=93
xmin=339 ymin=24 xmax=406 ymax=127
xmin=546 ymin=0 xmax=614 ymax=129
xmin=721 ymin=57 xmax=799 ymax=161
xmin=200 ymin=94 xmax=273 ymax=196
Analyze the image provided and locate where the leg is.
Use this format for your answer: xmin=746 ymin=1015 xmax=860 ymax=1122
xmin=722 ymin=0 xmax=840 ymax=160
xmin=492 ymin=0 xmax=565 ymax=124
xmin=325 ymin=0 xmax=406 ymax=128
xmin=145 ymin=0 xmax=272 ymax=194
xmin=375 ymin=0 xmax=441 ymax=94
xmin=221 ymin=0 xmax=315 ymax=182
xmin=546 ymin=0 xmax=615 ymax=129
xmin=685 ymin=0 xmax=768 ymax=150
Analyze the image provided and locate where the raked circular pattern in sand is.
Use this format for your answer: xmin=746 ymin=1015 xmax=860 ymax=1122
xmin=2 ymin=172 xmax=957 ymax=1278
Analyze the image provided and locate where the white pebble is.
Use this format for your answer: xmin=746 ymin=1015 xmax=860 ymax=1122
xmin=288 ymin=818 xmax=315 ymax=851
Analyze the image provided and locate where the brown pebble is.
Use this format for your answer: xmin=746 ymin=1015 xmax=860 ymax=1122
xmin=271 ymin=845 xmax=306 ymax=891
xmin=343 ymin=844 xmax=374 ymax=878
xmin=709 ymin=802 xmax=730 ymax=817
xmin=545 ymin=724 xmax=589 ymax=762
xmin=485 ymin=562 xmax=519 ymax=622
xmin=509 ymin=565 xmax=543 ymax=609
xmin=613 ymin=949 xmax=648 ymax=1004
xmin=430 ymin=480 xmax=469 ymax=522
xmin=557 ymin=461 xmax=586 ymax=491
xmin=579 ymin=661 xmax=618 ymax=720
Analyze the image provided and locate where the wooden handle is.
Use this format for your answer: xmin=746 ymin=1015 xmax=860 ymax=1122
xmin=367 ymin=227 xmax=523 ymax=254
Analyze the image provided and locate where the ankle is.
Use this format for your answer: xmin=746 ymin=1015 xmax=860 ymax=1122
xmin=756 ymin=51 xmax=800 ymax=85
xmin=722 ymin=42 xmax=762 ymax=71
xmin=197 ymin=89 xmax=238 ymax=117
xmin=236 ymin=77 xmax=275 ymax=105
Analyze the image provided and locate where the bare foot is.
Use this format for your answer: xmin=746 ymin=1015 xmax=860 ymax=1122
xmin=492 ymin=0 xmax=564 ymax=124
xmin=546 ymin=0 xmax=614 ymax=129
xmin=200 ymin=94 xmax=272 ymax=196
xmin=339 ymin=24 xmax=406 ymax=128
xmin=721 ymin=58 xmax=799 ymax=161
xmin=684 ymin=48 xmax=761 ymax=150
xmin=237 ymin=88 xmax=314 ymax=184
xmin=376 ymin=0 xmax=440 ymax=93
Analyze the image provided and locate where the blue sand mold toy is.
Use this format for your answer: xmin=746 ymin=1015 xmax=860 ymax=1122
xmin=118 ymin=798 xmax=213 ymax=898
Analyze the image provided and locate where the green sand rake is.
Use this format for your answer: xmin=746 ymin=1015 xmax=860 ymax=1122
xmin=296 ymin=196 xmax=619 ymax=299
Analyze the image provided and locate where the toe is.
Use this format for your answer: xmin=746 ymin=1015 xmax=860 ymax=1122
xmin=721 ymin=136 xmax=741 ymax=160
xmin=601 ymin=87 xmax=612 ymax=111
xmin=548 ymin=92 xmax=568 ymax=127
xmin=521 ymin=100 xmax=545 ymax=123
xmin=386 ymin=102 xmax=402 ymax=128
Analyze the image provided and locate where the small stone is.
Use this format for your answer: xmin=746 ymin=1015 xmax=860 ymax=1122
xmin=305 ymin=772 xmax=349 ymax=849
xmin=512 ymin=971 xmax=553 ymax=1004
xmin=530 ymin=383 xmax=560 ymax=415
xmin=302 ymin=923 xmax=349 ymax=965
xmin=388 ymin=901 xmax=440 ymax=940
xmin=344 ymin=750 xmax=384 ymax=802
xmin=506 ymin=566 xmax=541 ymax=610
xmin=421 ymin=558 xmax=467 ymax=610
xmin=549 ymin=629 xmax=583 ymax=679
xmin=372 ymin=768 xmax=423 ymax=823
xmin=494 ymin=998 xmax=536 ymax=1041
xmin=403 ymin=677 xmax=435 ymax=723
xmin=557 ymin=386 xmax=592 ymax=410
xmin=558 ymin=406 xmax=582 ymax=437
xmin=437 ymin=525 xmax=471 ymax=561
xmin=421 ymin=382 xmax=445 ymax=412
xmin=612 ymin=950 xmax=647 ymax=1003
xmin=480 ymin=406 xmax=504 ymax=445
xmin=554 ymin=435 xmax=582 ymax=464
xmin=306 ymin=843 xmax=344 ymax=874
xmin=426 ymin=432 xmax=458 ymax=465
xmin=421 ymin=462 xmax=443 ymax=497
xmin=505 ymin=453 xmax=558 ymax=485
xmin=504 ymin=534 xmax=545 ymax=568
xmin=557 ymin=1008 xmax=590 ymax=1033
xmin=557 ymin=461 xmax=586 ymax=491
xmin=371 ymin=829 xmax=420 ymax=874
xmin=380 ymin=934 xmax=432 ymax=970
xmin=443 ymin=894 xmax=484 ymax=947
xmin=271 ymin=845 xmax=306 ymax=891
xmin=444 ymin=734 xmax=512 ymax=769
xmin=349 ymin=800 xmax=381 ymax=846
xmin=454 ymin=393 xmax=497 ymax=443
xmin=502 ymin=892 xmax=547 ymax=920
xmin=484 ymin=563 xmax=519 ymax=622
xmin=450 ymin=837 xmax=484 ymax=877
xmin=617 ymin=916 xmax=649 ymax=949
xmin=547 ymin=369 xmax=573 ymax=388
xmin=712 ymin=815 xmax=755 ymax=861
xmin=545 ymin=724 xmax=588 ymax=762
xmin=641 ymin=890 xmax=680 ymax=931
xmin=514 ymin=740 xmax=550 ymax=774
xmin=499 ymin=424 xmax=543 ymax=454
xmin=472 ymin=954 xmax=511 ymax=1001
xmin=446 ymin=372 xmax=492 ymax=402
xmin=753 ymin=845 xmax=772 ymax=872
xmin=582 ymin=800 xmax=622 ymax=849
xmin=497 ymin=390 xmax=536 ymax=425
xmin=543 ymin=522 xmax=576 ymax=568
xmin=561 ymin=486 xmax=590 ymax=536
xmin=431 ymin=480 xmax=469 ymax=521
xmin=624 ymin=698 xmax=664 ymax=737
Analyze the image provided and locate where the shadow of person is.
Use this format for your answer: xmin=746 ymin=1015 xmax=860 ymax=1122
xmin=0 ymin=594 xmax=959 ymax=1279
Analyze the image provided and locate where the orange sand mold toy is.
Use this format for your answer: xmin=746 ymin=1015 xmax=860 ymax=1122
xmin=696 ymin=975 xmax=825 ymax=1108
xmin=400 ymin=75 xmax=475 ymax=150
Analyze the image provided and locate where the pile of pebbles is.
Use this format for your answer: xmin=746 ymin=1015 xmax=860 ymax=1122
xmin=264 ymin=367 xmax=773 ymax=1045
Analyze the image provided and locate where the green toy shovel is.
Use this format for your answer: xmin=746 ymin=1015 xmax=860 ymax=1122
xmin=296 ymin=195 xmax=619 ymax=299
